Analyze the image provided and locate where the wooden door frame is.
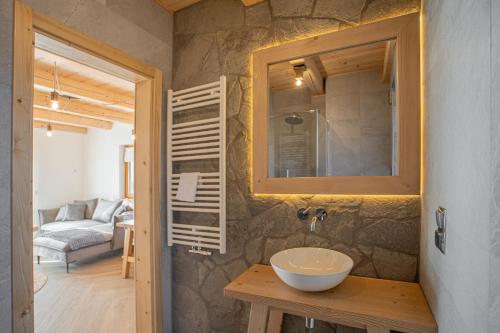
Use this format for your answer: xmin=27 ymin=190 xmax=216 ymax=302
xmin=12 ymin=2 xmax=163 ymax=332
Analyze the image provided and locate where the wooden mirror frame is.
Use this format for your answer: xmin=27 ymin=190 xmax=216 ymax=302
xmin=252 ymin=13 xmax=420 ymax=195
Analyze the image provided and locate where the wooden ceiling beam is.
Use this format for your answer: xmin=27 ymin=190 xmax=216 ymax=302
xmin=156 ymin=0 xmax=264 ymax=12
xmin=155 ymin=0 xmax=201 ymax=11
xmin=303 ymin=57 xmax=325 ymax=95
xmin=382 ymin=40 xmax=396 ymax=83
xmin=33 ymin=90 xmax=134 ymax=124
xmin=33 ymin=107 xmax=113 ymax=129
xmin=33 ymin=120 xmax=87 ymax=134
xmin=34 ymin=62 xmax=135 ymax=110
xmin=241 ymin=0 xmax=265 ymax=6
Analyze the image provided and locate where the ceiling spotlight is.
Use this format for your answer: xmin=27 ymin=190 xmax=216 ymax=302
xmin=50 ymin=91 xmax=59 ymax=110
xmin=293 ymin=64 xmax=306 ymax=88
xmin=46 ymin=124 xmax=53 ymax=137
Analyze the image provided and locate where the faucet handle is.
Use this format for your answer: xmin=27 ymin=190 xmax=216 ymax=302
xmin=297 ymin=207 xmax=310 ymax=220
xmin=315 ymin=208 xmax=327 ymax=221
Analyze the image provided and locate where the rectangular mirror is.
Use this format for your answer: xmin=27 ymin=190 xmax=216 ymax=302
xmin=253 ymin=14 xmax=420 ymax=194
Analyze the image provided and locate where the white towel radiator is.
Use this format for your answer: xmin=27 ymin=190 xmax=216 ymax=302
xmin=166 ymin=76 xmax=226 ymax=255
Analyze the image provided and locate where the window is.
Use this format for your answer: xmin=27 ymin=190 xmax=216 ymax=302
xmin=124 ymin=145 xmax=134 ymax=199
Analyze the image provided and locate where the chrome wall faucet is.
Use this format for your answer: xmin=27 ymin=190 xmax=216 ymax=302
xmin=310 ymin=208 xmax=327 ymax=232
xmin=297 ymin=207 xmax=328 ymax=232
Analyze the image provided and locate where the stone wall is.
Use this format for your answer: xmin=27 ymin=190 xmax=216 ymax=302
xmin=172 ymin=1 xmax=420 ymax=332
xmin=0 ymin=0 xmax=13 ymax=330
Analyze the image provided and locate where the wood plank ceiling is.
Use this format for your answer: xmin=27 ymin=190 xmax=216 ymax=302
xmin=155 ymin=0 xmax=264 ymax=12
xmin=269 ymin=40 xmax=394 ymax=93
xmin=33 ymin=48 xmax=135 ymax=135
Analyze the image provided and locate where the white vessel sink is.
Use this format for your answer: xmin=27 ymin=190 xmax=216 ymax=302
xmin=270 ymin=247 xmax=353 ymax=292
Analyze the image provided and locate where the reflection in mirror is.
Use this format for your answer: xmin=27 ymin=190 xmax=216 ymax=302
xmin=268 ymin=39 xmax=398 ymax=178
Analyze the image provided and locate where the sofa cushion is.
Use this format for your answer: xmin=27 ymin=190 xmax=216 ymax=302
xmin=92 ymin=199 xmax=121 ymax=223
xmin=34 ymin=229 xmax=112 ymax=252
xmin=54 ymin=203 xmax=86 ymax=222
xmin=40 ymin=220 xmax=102 ymax=233
xmin=74 ymin=198 xmax=98 ymax=219
xmin=65 ymin=203 xmax=86 ymax=221
xmin=38 ymin=208 xmax=59 ymax=225
xmin=54 ymin=206 xmax=67 ymax=222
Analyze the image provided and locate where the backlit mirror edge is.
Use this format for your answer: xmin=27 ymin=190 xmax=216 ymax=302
xmin=252 ymin=13 xmax=420 ymax=195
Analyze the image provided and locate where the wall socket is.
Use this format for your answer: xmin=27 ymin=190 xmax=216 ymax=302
xmin=435 ymin=206 xmax=447 ymax=254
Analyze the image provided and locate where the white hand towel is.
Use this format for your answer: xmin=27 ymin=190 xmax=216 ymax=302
xmin=175 ymin=172 xmax=200 ymax=202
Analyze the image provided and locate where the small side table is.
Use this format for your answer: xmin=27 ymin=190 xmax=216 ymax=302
xmin=116 ymin=219 xmax=134 ymax=278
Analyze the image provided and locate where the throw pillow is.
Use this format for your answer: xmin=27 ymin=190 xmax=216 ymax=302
xmin=54 ymin=205 xmax=67 ymax=222
xmin=74 ymin=198 xmax=98 ymax=219
xmin=64 ymin=203 xmax=86 ymax=221
xmin=38 ymin=208 xmax=59 ymax=225
xmin=92 ymin=199 xmax=121 ymax=223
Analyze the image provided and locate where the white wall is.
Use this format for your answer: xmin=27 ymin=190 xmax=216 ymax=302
xmin=33 ymin=123 xmax=133 ymax=215
xmin=420 ymin=1 xmax=495 ymax=332
xmin=489 ymin=1 xmax=500 ymax=331
xmin=34 ymin=128 xmax=85 ymax=210
xmin=83 ymin=122 xmax=133 ymax=201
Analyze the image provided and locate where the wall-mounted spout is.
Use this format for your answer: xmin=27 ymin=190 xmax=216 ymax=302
xmin=305 ymin=317 xmax=315 ymax=329
xmin=310 ymin=208 xmax=327 ymax=232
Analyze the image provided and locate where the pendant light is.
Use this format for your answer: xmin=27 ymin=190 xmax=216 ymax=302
xmin=50 ymin=91 xmax=59 ymax=110
xmin=46 ymin=123 xmax=53 ymax=137
xmin=293 ymin=64 xmax=306 ymax=87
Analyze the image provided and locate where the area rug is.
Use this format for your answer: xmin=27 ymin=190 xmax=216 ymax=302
xmin=34 ymin=271 xmax=48 ymax=293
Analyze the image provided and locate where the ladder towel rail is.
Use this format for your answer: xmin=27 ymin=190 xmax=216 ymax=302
xmin=167 ymin=76 xmax=227 ymax=255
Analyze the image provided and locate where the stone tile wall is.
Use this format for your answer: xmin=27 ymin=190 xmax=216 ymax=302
xmin=325 ymin=70 xmax=393 ymax=176
xmin=172 ymin=1 xmax=420 ymax=332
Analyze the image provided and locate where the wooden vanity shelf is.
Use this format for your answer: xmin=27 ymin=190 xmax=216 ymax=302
xmin=224 ymin=264 xmax=437 ymax=333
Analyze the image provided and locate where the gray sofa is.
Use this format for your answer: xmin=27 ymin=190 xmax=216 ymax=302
xmin=34 ymin=199 xmax=133 ymax=272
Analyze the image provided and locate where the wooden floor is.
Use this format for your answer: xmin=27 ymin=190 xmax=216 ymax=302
xmin=34 ymin=253 xmax=135 ymax=333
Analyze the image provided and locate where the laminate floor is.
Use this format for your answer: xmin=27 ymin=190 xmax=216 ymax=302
xmin=34 ymin=253 xmax=135 ymax=333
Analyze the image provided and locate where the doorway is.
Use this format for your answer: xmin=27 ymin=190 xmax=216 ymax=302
xmin=12 ymin=2 xmax=163 ymax=332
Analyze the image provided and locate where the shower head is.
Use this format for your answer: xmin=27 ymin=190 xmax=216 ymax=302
xmin=285 ymin=113 xmax=303 ymax=125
